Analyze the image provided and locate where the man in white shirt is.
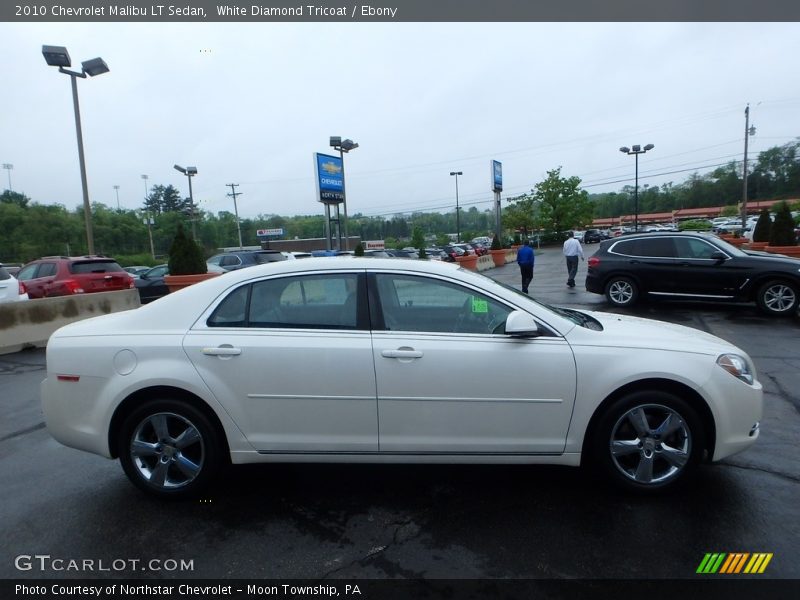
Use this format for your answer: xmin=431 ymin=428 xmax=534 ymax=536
xmin=562 ymin=231 xmax=585 ymax=288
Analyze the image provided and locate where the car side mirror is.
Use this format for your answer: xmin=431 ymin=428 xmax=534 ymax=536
xmin=505 ymin=310 xmax=541 ymax=337
xmin=710 ymin=251 xmax=727 ymax=262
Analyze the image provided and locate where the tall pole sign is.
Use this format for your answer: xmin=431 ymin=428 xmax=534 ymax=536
xmin=491 ymin=160 xmax=503 ymax=242
xmin=314 ymin=152 xmax=345 ymax=251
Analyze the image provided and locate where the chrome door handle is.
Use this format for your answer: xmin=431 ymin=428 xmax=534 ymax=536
xmin=202 ymin=346 xmax=242 ymax=356
xmin=381 ymin=349 xmax=423 ymax=359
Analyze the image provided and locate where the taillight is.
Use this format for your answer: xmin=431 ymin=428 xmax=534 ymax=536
xmin=18 ymin=281 xmax=26 ymax=295
xmin=587 ymin=256 xmax=600 ymax=268
xmin=64 ymin=279 xmax=85 ymax=294
xmin=127 ymin=277 xmax=135 ymax=289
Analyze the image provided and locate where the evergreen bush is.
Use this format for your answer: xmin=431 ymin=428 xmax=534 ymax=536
xmin=354 ymin=243 xmax=365 ymax=256
xmin=769 ymin=202 xmax=797 ymax=246
xmin=167 ymin=223 xmax=207 ymax=275
xmin=491 ymin=236 xmax=502 ymax=250
xmin=752 ymin=208 xmax=772 ymax=242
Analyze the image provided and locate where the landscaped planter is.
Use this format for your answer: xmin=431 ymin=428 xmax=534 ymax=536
xmin=455 ymin=254 xmax=479 ymax=271
xmin=490 ymin=249 xmax=507 ymax=268
xmin=725 ymin=237 xmax=748 ymax=247
xmin=764 ymin=246 xmax=800 ymax=258
xmin=164 ymin=272 xmax=220 ymax=293
xmin=746 ymin=242 xmax=769 ymax=251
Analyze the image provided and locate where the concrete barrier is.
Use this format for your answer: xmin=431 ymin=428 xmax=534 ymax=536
xmin=0 ymin=290 xmax=141 ymax=355
xmin=476 ymin=255 xmax=495 ymax=272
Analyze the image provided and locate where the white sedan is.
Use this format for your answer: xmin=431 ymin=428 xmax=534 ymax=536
xmin=41 ymin=258 xmax=762 ymax=498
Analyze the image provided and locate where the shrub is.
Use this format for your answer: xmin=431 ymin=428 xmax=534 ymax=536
xmin=168 ymin=223 xmax=207 ymax=275
xmin=769 ymin=202 xmax=797 ymax=246
xmin=491 ymin=236 xmax=502 ymax=250
xmin=418 ymin=247 xmax=427 ymax=259
xmin=354 ymin=243 xmax=365 ymax=256
xmin=752 ymin=208 xmax=772 ymax=243
xmin=678 ymin=220 xmax=712 ymax=231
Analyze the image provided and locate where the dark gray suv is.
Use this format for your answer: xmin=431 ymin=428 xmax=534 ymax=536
xmin=206 ymin=250 xmax=286 ymax=272
xmin=585 ymin=232 xmax=800 ymax=316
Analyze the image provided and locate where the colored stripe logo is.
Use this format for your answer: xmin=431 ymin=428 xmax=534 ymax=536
xmin=697 ymin=553 xmax=773 ymax=574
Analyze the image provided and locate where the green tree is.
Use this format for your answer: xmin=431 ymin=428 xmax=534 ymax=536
xmin=503 ymin=194 xmax=537 ymax=237
xmin=531 ymin=167 xmax=593 ymax=233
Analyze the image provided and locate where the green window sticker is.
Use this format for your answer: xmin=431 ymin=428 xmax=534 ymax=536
xmin=471 ymin=297 xmax=489 ymax=313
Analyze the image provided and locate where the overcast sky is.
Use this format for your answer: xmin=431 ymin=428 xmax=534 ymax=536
xmin=2 ymin=22 xmax=799 ymax=220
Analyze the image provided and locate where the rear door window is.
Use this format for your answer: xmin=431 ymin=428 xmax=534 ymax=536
xmin=70 ymin=261 xmax=124 ymax=274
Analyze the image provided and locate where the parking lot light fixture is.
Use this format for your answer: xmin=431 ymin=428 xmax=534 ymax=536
xmin=619 ymin=144 xmax=654 ymax=232
xmin=1 ymin=164 xmax=12 ymax=191
xmin=330 ymin=136 xmax=359 ymax=251
xmin=42 ymin=45 xmax=109 ymax=255
xmin=174 ymin=164 xmax=198 ymax=239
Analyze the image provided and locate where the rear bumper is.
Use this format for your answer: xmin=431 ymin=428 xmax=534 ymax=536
xmin=585 ymin=273 xmax=604 ymax=294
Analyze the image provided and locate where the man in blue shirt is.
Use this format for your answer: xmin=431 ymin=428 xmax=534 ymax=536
xmin=516 ymin=240 xmax=535 ymax=294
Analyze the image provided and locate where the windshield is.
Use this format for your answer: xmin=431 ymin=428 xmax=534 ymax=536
xmin=709 ymin=235 xmax=748 ymax=257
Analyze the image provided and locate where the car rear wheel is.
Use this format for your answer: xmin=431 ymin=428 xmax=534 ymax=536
xmin=756 ymin=280 xmax=799 ymax=317
xmin=118 ymin=399 xmax=223 ymax=499
xmin=593 ymin=391 xmax=704 ymax=493
xmin=604 ymin=276 xmax=639 ymax=307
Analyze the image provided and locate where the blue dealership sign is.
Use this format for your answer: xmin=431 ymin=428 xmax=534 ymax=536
xmin=491 ymin=160 xmax=502 ymax=192
xmin=315 ymin=152 xmax=344 ymax=203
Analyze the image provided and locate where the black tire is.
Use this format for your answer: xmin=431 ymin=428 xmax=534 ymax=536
xmin=604 ymin=276 xmax=639 ymax=307
xmin=118 ymin=398 xmax=223 ymax=499
xmin=592 ymin=391 xmax=705 ymax=493
xmin=755 ymin=280 xmax=799 ymax=317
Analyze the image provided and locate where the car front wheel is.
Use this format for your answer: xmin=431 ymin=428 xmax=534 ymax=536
xmin=593 ymin=391 xmax=704 ymax=493
xmin=604 ymin=276 xmax=639 ymax=307
xmin=756 ymin=280 xmax=799 ymax=317
xmin=118 ymin=399 xmax=223 ymax=499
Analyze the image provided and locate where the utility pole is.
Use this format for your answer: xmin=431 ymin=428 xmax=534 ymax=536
xmin=113 ymin=185 xmax=120 ymax=210
xmin=741 ymin=104 xmax=756 ymax=227
xmin=226 ymin=183 xmax=243 ymax=249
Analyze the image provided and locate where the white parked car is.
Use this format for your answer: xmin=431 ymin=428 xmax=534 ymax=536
xmin=0 ymin=265 xmax=28 ymax=303
xmin=42 ymin=258 xmax=762 ymax=498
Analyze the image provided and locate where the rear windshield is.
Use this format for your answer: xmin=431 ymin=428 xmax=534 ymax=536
xmin=252 ymin=253 xmax=286 ymax=264
xmin=69 ymin=261 xmax=125 ymax=274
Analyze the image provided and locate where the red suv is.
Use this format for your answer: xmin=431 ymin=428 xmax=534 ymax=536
xmin=16 ymin=256 xmax=134 ymax=299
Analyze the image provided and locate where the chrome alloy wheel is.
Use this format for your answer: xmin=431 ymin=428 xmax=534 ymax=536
xmin=608 ymin=280 xmax=635 ymax=305
xmin=130 ymin=412 xmax=205 ymax=489
xmin=762 ymin=283 xmax=797 ymax=313
xmin=609 ymin=404 xmax=691 ymax=485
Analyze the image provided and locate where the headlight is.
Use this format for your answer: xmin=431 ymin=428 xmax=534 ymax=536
xmin=717 ymin=354 xmax=754 ymax=385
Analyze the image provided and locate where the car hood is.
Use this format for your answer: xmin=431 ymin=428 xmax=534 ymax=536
xmin=565 ymin=310 xmax=740 ymax=357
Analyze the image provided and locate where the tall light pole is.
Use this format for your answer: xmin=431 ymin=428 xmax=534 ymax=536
xmin=450 ymin=171 xmax=463 ymax=242
xmin=113 ymin=185 xmax=120 ymax=210
xmin=42 ymin=45 xmax=109 ymax=255
xmin=741 ymin=104 xmax=757 ymax=227
xmin=174 ymin=164 xmax=198 ymax=240
xmin=141 ymin=174 xmax=154 ymax=259
xmin=330 ymin=136 xmax=358 ymax=251
xmin=619 ymin=144 xmax=654 ymax=232
xmin=2 ymin=164 xmax=12 ymax=191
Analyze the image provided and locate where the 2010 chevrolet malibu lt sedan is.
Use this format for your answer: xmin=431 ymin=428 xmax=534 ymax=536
xmin=42 ymin=258 xmax=762 ymax=498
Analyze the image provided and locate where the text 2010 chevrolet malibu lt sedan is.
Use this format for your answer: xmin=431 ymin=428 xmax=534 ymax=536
xmin=42 ymin=258 xmax=762 ymax=498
